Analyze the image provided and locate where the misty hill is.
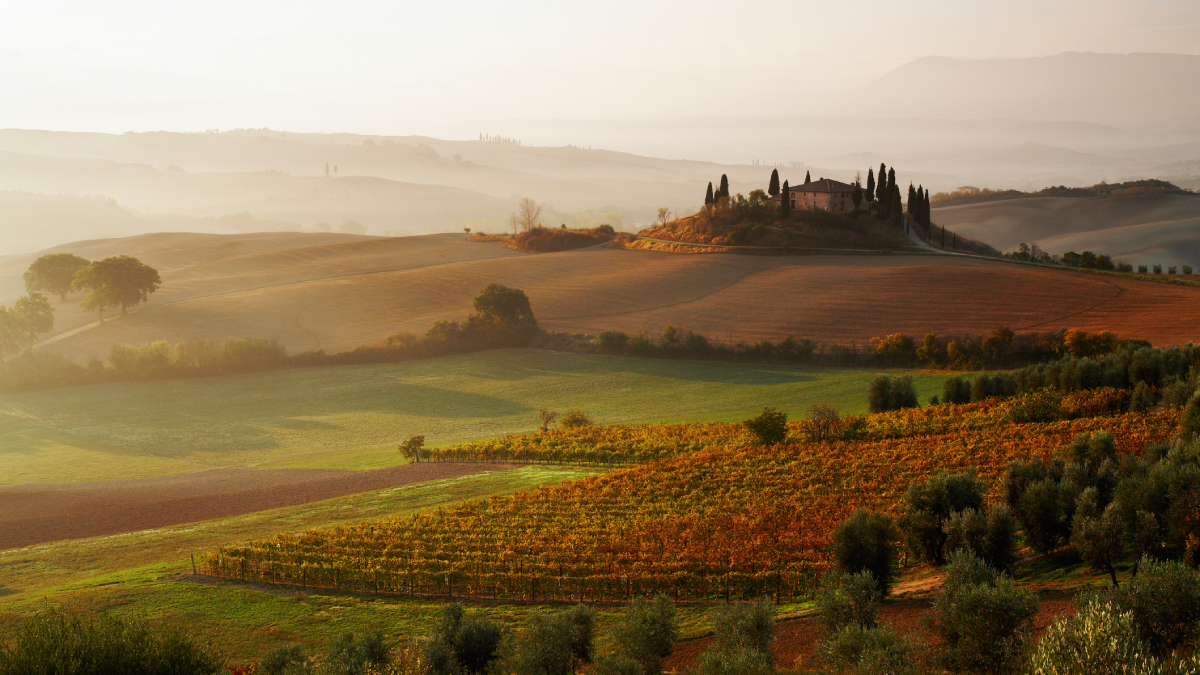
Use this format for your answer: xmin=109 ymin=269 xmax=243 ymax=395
xmin=933 ymin=193 xmax=1200 ymax=268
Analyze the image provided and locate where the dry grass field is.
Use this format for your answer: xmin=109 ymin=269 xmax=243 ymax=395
xmin=934 ymin=194 xmax=1200 ymax=266
xmin=5 ymin=232 xmax=1200 ymax=357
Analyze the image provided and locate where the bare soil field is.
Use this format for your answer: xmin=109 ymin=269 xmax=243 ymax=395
xmin=934 ymin=194 xmax=1200 ymax=266
xmin=663 ymin=592 xmax=1076 ymax=671
xmin=0 ymin=462 xmax=509 ymax=550
xmin=6 ymin=232 xmax=1200 ymax=357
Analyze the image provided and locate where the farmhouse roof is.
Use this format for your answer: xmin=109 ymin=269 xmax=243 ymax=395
xmin=790 ymin=178 xmax=855 ymax=193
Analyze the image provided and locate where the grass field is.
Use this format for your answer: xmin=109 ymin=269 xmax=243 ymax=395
xmin=0 ymin=349 xmax=951 ymax=483
xmin=0 ymin=465 xmax=777 ymax=664
xmin=7 ymin=232 xmax=1200 ymax=361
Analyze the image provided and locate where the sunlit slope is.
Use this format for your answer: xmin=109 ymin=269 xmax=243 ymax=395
xmin=6 ymin=233 xmax=1200 ymax=355
xmin=933 ymin=194 xmax=1200 ymax=267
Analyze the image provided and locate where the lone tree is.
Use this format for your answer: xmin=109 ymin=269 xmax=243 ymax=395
xmin=473 ymin=283 xmax=538 ymax=340
xmin=72 ymin=255 xmax=161 ymax=319
xmin=0 ymin=293 xmax=55 ymax=359
xmin=656 ymin=207 xmax=672 ymax=227
xmin=768 ymin=169 xmax=780 ymax=196
xmin=779 ymin=180 xmax=791 ymax=219
xmin=400 ymin=435 xmax=425 ymax=462
xmin=804 ymin=170 xmax=811 ymax=183
xmin=23 ymin=253 xmax=90 ymax=301
xmin=538 ymin=409 xmax=558 ymax=432
xmin=509 ymin=197 xmax=542 ymax=233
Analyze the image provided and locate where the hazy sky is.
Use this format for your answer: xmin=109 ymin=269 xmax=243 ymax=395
xmin=2 ymin=0 xmax=1198 ymax=136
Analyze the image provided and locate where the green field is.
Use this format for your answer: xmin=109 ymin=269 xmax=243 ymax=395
xmin=0 ymin=349 xmax=950 ymax=484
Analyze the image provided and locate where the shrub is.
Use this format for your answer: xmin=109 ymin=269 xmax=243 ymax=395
xmin=1153 ymin=264 xmax=1163 ymax=275
xmin=1028 ymin=598 xmax=1153 ymax=675
xmin=1138 ymin=265 xmax=1148 ymax=274
xmin=944 ymin=505 xmax=1019 ymax=573
xmin=560 ymin=409 xmax=594 ymax=429
xmin=926 ymin=550 xmax=1038 ymax=674
xmin=816 ymin=625 xmax=919 ymax=675
xmin=691 ymin=600 xmax=776 ymax=675
xmin=597 ymin=330 xmax=630 ymax=353
xmin=942 ymin=376 xmax=971 ymax=404
xmin=609 ymin=595 xmax=678 ymax=675
xmin=512 ymin=612 xmax=578 ymax=675
xmin=1004 ymin=389 xmax=1062 ymax=423
xmin=590 ymin=653 xmax=644 ymax=675
xmin=1169 ymin=266 xmax=1178 ymax=275
xmin=742 ymin=407 xmax=788 ymax=445
xmin=816 ymin=571 xmax=881 ymax=633
xmin=1184 ymin=265 xmax=1194 ymax=275
xmin=900 ymin=468 xmax=984 ymax=563
xmin=1162 ymin=379 xmax=1191 ymax=409
xmin=425 ymin=603 xmax=504 ymax=675
xmin=261 ymin=644 xmax=309 ymax=674
xmin=1109 ymin=557 xmax=1200 ymax=655
xmin=831 ymin=510 xmax=898 ymax=595
xmin=0 ymin=610 xmax=222 ymax=675
xmin=1130 ymin=381 xmax=1155 ymax=412
xmin=322 ymin=630 xmax=390 ymax=675
xmin=1180 ymin=391 xmax=1200 ymax=440
xmin=1016 ymin=477 xmax=1075 ymax=554
xmin=868 ymin=375 xmax=919 ymax=413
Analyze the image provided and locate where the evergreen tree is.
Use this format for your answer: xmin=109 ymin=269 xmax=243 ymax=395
xmin=805 ymin=170 xmax=811 ymax=183
xmin=890 ymin=185 xmax=903 ymax=228
xmin=915 ymin=186 xmax=925 ymax=225
xmin=906 ymin=183 xmax=916 ymax=214
xmin=705 ymin=182 xmax=714 ymax=206
xmin=876 ymin=164 xmax=887 ymax=203
xmin=768 ymin=169 xmax=779 ymax=197
xmin=780 ymin=180 xmax=791 ymax=219
xmin=886 ymin=167 xmax=896 ymax=197
xmin=866 ymin=168 xmax=876 ymax=202
xmin=719 ymin=174 xmax=729 ymax=199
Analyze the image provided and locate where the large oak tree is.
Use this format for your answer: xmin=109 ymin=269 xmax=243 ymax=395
xmin=73 ymin=255 xmax=162 ymax=319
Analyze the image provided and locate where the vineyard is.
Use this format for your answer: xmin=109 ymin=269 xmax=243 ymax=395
xmin=423 ymin=388 xmax=1133 ymax=465
xmin=206 ymin=391 xmax=1176 ymax=604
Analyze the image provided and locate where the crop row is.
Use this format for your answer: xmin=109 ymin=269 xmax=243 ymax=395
xmin=206 ymin=395 xmax=1176 ymax=602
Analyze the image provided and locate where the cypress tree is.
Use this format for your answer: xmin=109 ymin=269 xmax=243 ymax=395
xmin=866 ymin=168 xmax=876 ymax=203
xmin=876 ymin=164 xmax=887 ymax=203
xmin=891 ymin=185 xmax=903 ymax=228
xmin=780 ymin=180 xmax=791 ymax=219
xmin=915 ymin=186 xmax=924 ymax=224
xmin=705 ymin=182 xmax=714 ymax=206
xmin=719 ymin=174 xmax=729 ymax=199
xmin=804 ymin=170 xmax=811 ymax=183
xmin=886 ymin=167 xmax=896 ymax=196
xmin=768 ymin=169 xmax=779 ymax=197
xmin=907 ymin=183 xmax=916 ymax=214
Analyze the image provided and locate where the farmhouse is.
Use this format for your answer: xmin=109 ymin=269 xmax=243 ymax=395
xmin=772 ymin=178 xmax=857 ymax=213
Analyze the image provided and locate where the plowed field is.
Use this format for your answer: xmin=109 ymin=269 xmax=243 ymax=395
xmin=5 ymin=231 xmax=1200 ymax=358
xmin=0 ymin=462 xmax=509 ymax=550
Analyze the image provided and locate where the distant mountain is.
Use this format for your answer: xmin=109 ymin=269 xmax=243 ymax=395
xmin=857 ymin=52 xmax=1200 ymax=129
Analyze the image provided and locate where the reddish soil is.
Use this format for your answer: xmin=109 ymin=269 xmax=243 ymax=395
xmin=662 ymin=592 xmax=1077 ymax=672
xmin=0 ymin=462 xmax=510 ymax=550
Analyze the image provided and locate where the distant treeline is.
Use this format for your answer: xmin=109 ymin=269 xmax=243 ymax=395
xmin=930 ymin=179 xmax=1194 ymax=208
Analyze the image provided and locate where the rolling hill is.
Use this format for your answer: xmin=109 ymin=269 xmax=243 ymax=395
xmin=933 ymin=193 xmax=1200 ymax=267
xmin=6 ymin=232 xmax=1200 ymax=360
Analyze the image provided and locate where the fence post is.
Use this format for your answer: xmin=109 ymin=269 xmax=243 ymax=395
xmin=191 ymin=554 xmax=197 ymax=575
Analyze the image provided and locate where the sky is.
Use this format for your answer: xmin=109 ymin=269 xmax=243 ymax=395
xmin=1 ymin=0 xmax=1199 ymax=136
